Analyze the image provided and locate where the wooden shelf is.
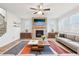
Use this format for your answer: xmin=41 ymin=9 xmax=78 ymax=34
xmin=32 ymin=26 xmax=46 ymax=29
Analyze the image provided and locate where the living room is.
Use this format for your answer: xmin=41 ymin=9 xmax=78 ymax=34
xmin=0 ymin=3 xmax=79 ymax=56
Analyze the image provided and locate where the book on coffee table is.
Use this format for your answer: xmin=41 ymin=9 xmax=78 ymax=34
xmin=28 ymin=40 xmax=39 ymax=45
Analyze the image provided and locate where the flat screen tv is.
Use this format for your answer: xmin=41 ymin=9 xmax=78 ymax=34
xmin=34 ymin=19 xmax=45 ymax=26
xmin=34 ymin=19 xmax=45 ymax=22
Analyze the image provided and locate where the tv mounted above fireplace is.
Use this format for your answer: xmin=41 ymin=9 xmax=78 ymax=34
xmin=33 ymin=18 xmax=46 ymax=26
xmin=34 ymin=19 xmax=45 ymax=22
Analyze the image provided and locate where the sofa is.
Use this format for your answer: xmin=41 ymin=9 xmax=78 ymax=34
xmin=56 ymin=33 xmax=79 ymax=54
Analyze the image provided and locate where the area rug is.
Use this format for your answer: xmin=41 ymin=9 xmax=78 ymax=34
xmin=4 ymin=41 xmax=27 ymax=55
xmin=48 ymin=40 xmax=70 ymax=54
xmin=20 ymin=45 xmax=31 ymax=54
xmin=29 ymin=46 xmax=54 ymax=55
xmin=3 ymin=40 xmax=71 ymax=55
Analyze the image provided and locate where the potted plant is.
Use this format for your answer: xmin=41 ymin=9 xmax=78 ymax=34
xmin=41 ymin=35 xmax=46 ymax=41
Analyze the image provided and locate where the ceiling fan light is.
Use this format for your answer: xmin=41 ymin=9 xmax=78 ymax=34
xmin=37 ymin=11 xmax=42 ymax=14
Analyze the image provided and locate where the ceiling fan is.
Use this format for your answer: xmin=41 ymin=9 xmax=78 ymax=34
xmin=30 ymin=3 xmax=50 ymax=15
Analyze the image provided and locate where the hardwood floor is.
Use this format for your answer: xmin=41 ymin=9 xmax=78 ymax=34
xmin=0 ymin=39 xmax=20 ymax=54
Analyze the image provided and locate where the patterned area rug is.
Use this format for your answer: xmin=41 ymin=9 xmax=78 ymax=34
xmin=29 ymin=46 xmax=54 ymax=55
xmin=48 ymin=40 xmax=70 ymax=54
xmin=4 ymin=41 xmax=27 ymax=55
xmin=3 ymin=40 xmax=71 ymax=55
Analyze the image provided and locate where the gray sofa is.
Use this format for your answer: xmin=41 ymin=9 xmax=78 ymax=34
xmin=56 ymin=34 xmax=79 ymax=54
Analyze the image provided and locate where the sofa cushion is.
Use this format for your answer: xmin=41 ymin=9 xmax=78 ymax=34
xmin=59 ymin=34 xmax=65 ymax=37
xmin=64 ymin=34 xmax=67 ymax=38
xmin=66 ymin=34 xmax=75 ymax=41
xmin=56 ymin=36 xmax=79 ymax=52
xmin=75 ymin=35 xmax=79 ymax=42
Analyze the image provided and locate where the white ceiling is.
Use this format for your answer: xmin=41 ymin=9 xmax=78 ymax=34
xmin=0 ymin=3 xmax=79 ymax=19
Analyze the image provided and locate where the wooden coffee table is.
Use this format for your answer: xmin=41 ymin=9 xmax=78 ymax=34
xmin=27 ymin=40 xmax=50 ymax=51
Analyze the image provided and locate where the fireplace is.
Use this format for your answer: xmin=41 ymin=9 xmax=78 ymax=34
xmin=36 ymin=30 xmax=44 ymax=37
xmin=32 ymin=17 xmax=47 ymax=39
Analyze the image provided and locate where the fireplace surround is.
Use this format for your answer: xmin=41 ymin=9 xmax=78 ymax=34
xmin=32 ymin=17 xmax=47 ymax=39
xmin=36 ymin=30 xmax=44 ymax=37
xmin=33 ymin=29 xmax=46 ymax=39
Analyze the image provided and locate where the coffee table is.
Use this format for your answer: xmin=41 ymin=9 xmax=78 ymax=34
xmin=27 ymin=40 xmax=50 ymax=46
xmin=28 ymin=40 xmax=38 ymax=45
xmin=27 ymin=40 xmax=50 ymax=52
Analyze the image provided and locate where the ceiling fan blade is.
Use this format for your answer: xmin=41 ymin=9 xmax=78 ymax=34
xmin=30 ymin=8 xmax=37 ymax=10
xmin=42 ymin=12 xmax=44 ymax=15
xmin=33 ymin=12 xmax=37 ymax=14
xmin=43 ymin=8 xmax=50 ymax=11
